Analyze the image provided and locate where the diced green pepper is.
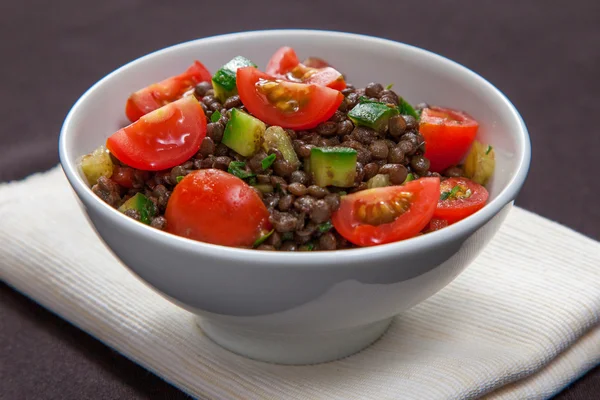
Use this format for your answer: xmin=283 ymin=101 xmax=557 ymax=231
xmin=263 ymin=126 xmax=300 ymax=168
xmin=310 ymin=147 xmax=357 ymax=187
xmin=348 ymin=102 xmax=399 ymax=132
xmin=212 ymin=56 xmax=256 ymax=102
xmin=80 ymin=145 xmax=114 ymax=186
xmin=403 ymin=173 xmax=415 ymax=183
xmin=118 ymin=193 xmax=156 ymax=225
xmin=222 ymin=108 xmax=266 ymax=157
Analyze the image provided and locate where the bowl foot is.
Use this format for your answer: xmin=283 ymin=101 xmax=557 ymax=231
xmin=196 ymin=317 xmax=393 ymax=365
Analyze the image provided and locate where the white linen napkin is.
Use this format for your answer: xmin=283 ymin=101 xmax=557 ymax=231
xmin=1 ymin=166 xmax=599 ymax=400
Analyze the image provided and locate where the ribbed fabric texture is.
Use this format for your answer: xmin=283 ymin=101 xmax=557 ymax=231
xmin=1 ymin=166 xmax=599 ymax=400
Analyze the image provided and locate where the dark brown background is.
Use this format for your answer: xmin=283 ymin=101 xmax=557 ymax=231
xmin=1 ymin=0 xmax=598 ymax=399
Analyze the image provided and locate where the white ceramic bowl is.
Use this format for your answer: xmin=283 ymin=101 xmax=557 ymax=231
xmin=59 ymin=30 xmax=530 ymax=365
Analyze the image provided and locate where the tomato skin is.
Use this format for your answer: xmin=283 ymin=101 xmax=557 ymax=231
xmin=423 ymin=218 xmax=449 ymax=233
xmin=266 ymin=46 xmax=300 ymax=77
xmin=125 ymin=61 xmax=211 ymax=122
xmin=332 ymin=177 xmax=440 ymax=246
xmin=433 ymin=177 xmax=489 ymax=224
xmin=236 ymin=67 xmax=343 ymax=130
xmin=110 ymin=166 xmax=135 ymax=188
xmin=165 ymin=169 xmax=271 ymax=247
xmin=419 ymin=107 xmax=479 ymax=173
xmin=266 ymin=47 xmax=346 ymax=91
xmin=302 ymin=57 xmax=330 ymax=69
xmin=107 ymin=96 xmax=206 ymax=171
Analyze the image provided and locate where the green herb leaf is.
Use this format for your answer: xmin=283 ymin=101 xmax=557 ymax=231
xmin=403 ymin=173 xmax=415 ymax=183
xmin=176 ymin=176 xmax=184 ymax=183
xmin=300 ymin=242 xmax=315 ymax=251
xmin=385 ymin=83 xmax=394 ymax=90
xmin=317 ymin=221 xmax=333 ymax=233
xmin=227 ymin=161 xmax=255 ymax=179
xmin=210 ymin=111 xmax=222 ymax=123
xmin=440 ymin=185 xmax=462 ymax=201
xmin=248 ymin=176 xmax=257 ymax=185
xmin=398 ymin=98 xmax=419 ymax=120
xmin=339 ymin=191 xmax=347 ymax=196
xmin=281 ymin=232 xmax=294 ymax=241
xmin=485 ymin=145 xmax=493 ymax=155
xmin=253 ymin=229 xmax=274 ymax=247
xmin=261 ymin=153 xmax=276 ymax=170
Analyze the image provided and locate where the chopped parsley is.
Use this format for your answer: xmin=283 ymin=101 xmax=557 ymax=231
xmin=485 ymin=145 xmax=493 ymax=155
xmin=253 ymin=229 xmax=274 ymax=247
xmin=210 ymin=111 xmax=222 ymax=123
xmin=261 ymin=153 xmax=276 ymax=170
xmin=398 ymin=98 xmax=419 ymax=120
xmin=317 ymin=221 xmax=333 ymax=233
xmin=385 ymin=83 xmax=394 ymax=90
xmin=440 ymin=185 xmax=471 ymax=201
xmin=176 ymin=175 xmax=184 ymax=183
xmin=227 ymin=161 xmax=255 ymax=180
xmin=403 ymin=173 xmax=415 ymax=183
xmin=281 ymin=232 xmax=294 ymax=241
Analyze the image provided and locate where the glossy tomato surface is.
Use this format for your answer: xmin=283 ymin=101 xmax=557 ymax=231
xmin=332 ymin=177 xmax=440 ymax=246
xmin=125 ymin=60 xmax=211 ymax=122
xmin=107 ymin=96 xmax=206 ymax=171
xmin=165 ymin=169 xmax=271 ymax=247
xmin=236 ymin=67 xmax=343 ymax=130
xmin=266 ymin=47 xmax=346 ymax=90
xmin=433 ymin=177 xmax=489 ymax=224
xmin=419 ymin=106 xmax=479 ymax=172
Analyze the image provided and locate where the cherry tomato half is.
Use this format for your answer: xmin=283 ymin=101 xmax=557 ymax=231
xmin=125 ymin=61 xmax=212 ymax=122
xmin=236 ymin=66 xmax=343 ymax=130
xmin=419 ymin=106 xmax=479 ymax=173
xmin=107 ymin=96 xmax=206 ymax=171
xmin=332 ymin=177 xmax=440 ymax=246
xmin=266 ymin=47 xmax=346 ymax=91
xmin=165 ymin=169 xmax=271 ymax=247
xmin=433 ymin=177 xmax=489 ymax=224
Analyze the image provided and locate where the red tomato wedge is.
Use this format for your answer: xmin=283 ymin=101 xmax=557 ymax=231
xmin=419 ymin=106 xmax=479 ymax=173
xmin=166 ymin=169 xmax=271 ymax=247
xmin=266 ymin=46 xmax=346 ymax=91
xmin=107 ymin=96 xmax=206 ymax=171
xmin=125 ymin=61 xmax=211 ymax=122
xmin=433 ymin=177 xmax=489 ymax=224
xmin=236 ymin=67 xmax=344 ymax=130
xmin=302 ymin=57 xmax=330 ymax=69
xmin=332 ymin=177 xmax=440 ymax=246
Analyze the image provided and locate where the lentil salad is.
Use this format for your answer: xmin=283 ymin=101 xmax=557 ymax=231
xmin=79 ymin=46 xmax=496 ymax=251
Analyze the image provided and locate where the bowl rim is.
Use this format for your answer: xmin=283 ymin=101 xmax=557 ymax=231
xmin=59 ymin=28 xmax=531 ymax=266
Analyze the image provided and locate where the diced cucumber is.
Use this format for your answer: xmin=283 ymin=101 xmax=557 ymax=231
xmin=310 ymin=147 xmax=357 ymax=187
xmin=80 ymin=145 xmax=114 ymax=186
xmin=367 ymin=174 xmax=391 ymax=189
xmin=252 ymin=183 xmax=274 ymax=193
xmin=212 ymin=56 xmax=256 ymax=102
xmin=222 ymin=108 xmax=266 ymax=157
xmin=118 ymin=193 xmax=156 ymax=225
xmin=263 ymin=126 xmax=300 ymax=168
xmin=348 ymin=101 xmax=399 ymax=132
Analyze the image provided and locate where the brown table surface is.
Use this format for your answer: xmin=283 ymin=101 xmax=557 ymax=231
xmin=1 ymin=1 xmax=598 ymax=399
